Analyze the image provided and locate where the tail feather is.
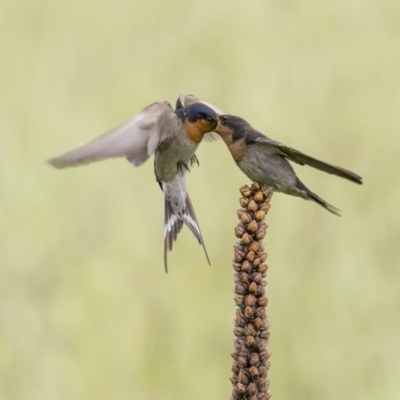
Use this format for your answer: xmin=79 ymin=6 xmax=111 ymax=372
xmin=306 ymin=189 xmax=341 ymax=216
xmin=163 ymin=194 xmax=210 ymax=272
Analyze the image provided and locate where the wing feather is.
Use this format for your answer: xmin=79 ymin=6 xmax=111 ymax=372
xmin=47 ymin=101 xmax=174 ymax=169
xmin=253 ymin=136 xmax=363 ymax=184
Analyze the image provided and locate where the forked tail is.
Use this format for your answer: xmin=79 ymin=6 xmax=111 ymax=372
xmin=164 ymin=194 xmax=210 ymax=272
xmin=306 ymin=189 xmax=341 ymax=216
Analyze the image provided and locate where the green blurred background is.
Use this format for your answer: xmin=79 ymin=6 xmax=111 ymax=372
xmin=1 ymin=0 xmax=399 ymax=399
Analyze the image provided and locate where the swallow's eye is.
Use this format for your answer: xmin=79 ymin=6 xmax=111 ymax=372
xmin=221 ymin=117 xmax=228 ymax=126
xmin=206 ymin=116 xmax=214 ymax=124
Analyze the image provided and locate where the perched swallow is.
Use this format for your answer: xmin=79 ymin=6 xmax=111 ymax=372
xmin=178 ymin=94 xmax=362 ymax=215
xmin=47 ymin=99 xmax=219 ymax=271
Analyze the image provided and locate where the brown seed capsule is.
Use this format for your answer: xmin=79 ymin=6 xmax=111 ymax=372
xmin=250 ymin=353 xmax=260 ymax=366
xmin=260 ymin=253 xmax=268 ymax=263
xmin=248 ymin=282 xmax=257 ymax=294
xmin=251 ymin=182 xmax=261 ymax=191
xmin=238 ymin=370 xmax=249 ymax=385
xmin=255 ymin=307 xmax=266 ymax=319
xmin=242 ymin=260 xmax=252 ymax=273
xmin=247 ymin=383 xmax=257 ymax=396
xmin=245 ymin=294 xmax=256 ymax=307
xmin=238 ymin=356 xmax=247 ymax=368
xmin=260 ymin=203 xmax=271 ymax=212
xmin=256 ymin=285 xmax=265 ymax=296
xmin=257 ymin=378 xmax=267 ymax=388
xmin=239 ymin=196 xmax=250 ymax=208
xmin=234 ymin=294 xmax=244 ymax=306
xmin=255 ymin=210 xmax=266 ymax=221
xmin=236 ymin=383 xmax=247 ymax=394
xmin=244 ymin=306 xmax=253 ymax=319
xmin=233 ymin=263 xmax=242 ymax=272
xmin=254 ymin=191 xmax=264 ymax=203
xmin=234 ymin=248 xmax=245 ymax=262
xmin=246 ymin=335 xmax=255 ymax=348
xmin=249 ymin=242 xmax=260 ymax=253
xmin=258 ymin=366 xmax=266 ymax=377
xmin=236 ymin=313 xmax=246 ymax=327
xmin=241 ymin=232 xmax=252 ymax=245
xmin=234 ymin=327 xmax=245 ymax=337
xmin=259 ymin=331 xmax=270 ymax=341
xmin=246 ymin=251 xmax=256 ymax=261
xmin=231 ymin=352 xmax=239 ymax=361
xmin=247 ymin=199 xmax=258 ymax=212
xmin=253 ymin=273 xmax=263 ymax=284
xmin=254 ymin=317 xmax=263 ymax=330
xmin=259 ymin=264 xmax=268 ymax=274
xmin=249 ymin=366 xmax=259 ymax=379
xmin=240 ymin=272 xmax=249 ymax=284
xmin=235 ymin=283 xmax=246 ymax=295
xmin=245 ymin=324 xmax=257 ymax=337
xmin=258 ymin=296 xmax=268 ymax=307
xmin=255 ymin=229 xmax=266 ymax=240
xmin=253 ymin=257 xmax=261 ymax=266
xmin=241 ymin=212 xmax=252 ymax=224
xmin=247 ymin=220 xmax=258 ymax=233
xmin=235 ymin=224 xmax=246 ymax=238
xmin=240 ymin=185 xmax=252 ymax=197
xmin=259 ymin=351 xmax=271 ymax=363
xmin=256 ymin=339 xmax=267 ymax=351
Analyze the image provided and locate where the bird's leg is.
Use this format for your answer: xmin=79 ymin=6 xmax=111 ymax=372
xmin=177 ymin=160 xmax=190 ymax=173
xmin=190 ymin=154 xmax=200 ymax=167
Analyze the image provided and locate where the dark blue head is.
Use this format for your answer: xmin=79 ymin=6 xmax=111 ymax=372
xmin=176 ymin=103 xmax=219 ymax=127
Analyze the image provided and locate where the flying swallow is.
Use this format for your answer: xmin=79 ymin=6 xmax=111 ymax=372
xmin=47 ymin=99 xmax=219 ymax=271
xmin=178 ymin=94 xmax=362 ymax=215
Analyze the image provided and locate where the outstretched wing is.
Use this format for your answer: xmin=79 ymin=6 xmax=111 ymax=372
xmin=47 ymin=101 xmax=174 ymax=169
xmin=252 ymin=135 xmax=363 ymax=185
xmin=176 ymin=93 xmax=227 ymax=141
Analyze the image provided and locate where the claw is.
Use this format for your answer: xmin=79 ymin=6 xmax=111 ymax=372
xmin=177 ymin=160 xmax=190 ymax=173
xmin=190 ymin=154 xmax=200 ymax=167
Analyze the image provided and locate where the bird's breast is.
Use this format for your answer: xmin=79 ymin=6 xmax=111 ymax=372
xmin=155 ymin=133 xmax=199 ymax=183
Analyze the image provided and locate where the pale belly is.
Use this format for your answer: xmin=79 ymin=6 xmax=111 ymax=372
xmin=155 ymin=137 xmax=199 ymax=183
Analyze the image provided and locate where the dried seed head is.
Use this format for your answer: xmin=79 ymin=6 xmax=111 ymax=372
xmin=231 ymin=183 xmax=272 ymax=400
